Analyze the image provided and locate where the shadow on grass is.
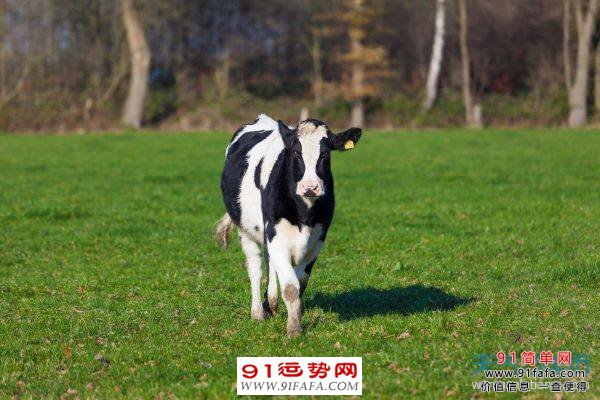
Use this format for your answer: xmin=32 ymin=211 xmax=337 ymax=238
xmin=305 ymin=285 xmax=474 ymax=320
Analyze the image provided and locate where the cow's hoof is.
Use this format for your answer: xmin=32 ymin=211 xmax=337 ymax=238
xmin=268 ymin=297 xmax=278 ymax=315
xmin=263 ymin=299 xmax=278 ymax=317
xmin=287 ymin=325 xmax=302 ymax=338
xmin=251 ymin=308 xmax=265 ymax=321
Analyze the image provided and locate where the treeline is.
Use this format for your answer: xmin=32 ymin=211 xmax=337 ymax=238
xmin=0 ymin=0 xmax=597 ymax=132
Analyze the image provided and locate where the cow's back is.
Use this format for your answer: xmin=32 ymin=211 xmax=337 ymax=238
xmin=221 ymin=114 xmax=284 ymax=243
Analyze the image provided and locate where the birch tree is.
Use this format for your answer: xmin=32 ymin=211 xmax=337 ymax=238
xmin=563 ymin=0 xmax=599 ymax=127
xmin=121 ymin=0 xmax=150 ymax=128
xmin=458 ymin=0 xmax=481 ymax=127
xmin=423 ymin=0 xmax=446 ymax=110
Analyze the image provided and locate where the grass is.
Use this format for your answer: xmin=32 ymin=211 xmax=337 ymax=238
xmin=0 ymin=129 xmax=598 ymax=399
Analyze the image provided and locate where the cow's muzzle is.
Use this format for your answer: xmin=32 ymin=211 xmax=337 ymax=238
xmin=297 ymin=181 xmax=323 ymax=198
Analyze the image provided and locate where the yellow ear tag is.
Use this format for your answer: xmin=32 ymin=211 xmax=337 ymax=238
xmin=344 ymin=140 xmax=355 ymax=150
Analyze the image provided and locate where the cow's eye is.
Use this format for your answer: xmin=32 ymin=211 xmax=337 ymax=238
xmin=293 ymin=150 xmax=302 ymax=158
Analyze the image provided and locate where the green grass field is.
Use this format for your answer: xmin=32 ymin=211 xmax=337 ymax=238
xmin=0 ymin=130 xmax=598 ymax=399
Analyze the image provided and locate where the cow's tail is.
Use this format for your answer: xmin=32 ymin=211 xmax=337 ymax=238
xmin=215 ymin=213 xmax=234 ymax=250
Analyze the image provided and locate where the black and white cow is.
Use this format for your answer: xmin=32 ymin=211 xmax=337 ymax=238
xmin=216 ymin=114 xmax=361 ymax=336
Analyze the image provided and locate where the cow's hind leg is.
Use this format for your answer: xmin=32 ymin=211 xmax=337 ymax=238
xmin=240 ymin=232 xmax=264 ymax=321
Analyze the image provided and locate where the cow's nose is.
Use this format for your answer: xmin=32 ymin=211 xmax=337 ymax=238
xmin=298 ymin=181 xmax=322 ymax=197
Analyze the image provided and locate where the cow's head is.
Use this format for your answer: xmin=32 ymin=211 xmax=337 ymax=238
xmin=278 ymin=119 xmax=362 ymax=200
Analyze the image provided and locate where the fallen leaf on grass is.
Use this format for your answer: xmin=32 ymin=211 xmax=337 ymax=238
xmin=444 ymin=387 xmax=456 ymax=396
xmin=96 ymin=337 xmax=105 ymax=346
xmin=334 ymin=341 xmax=341 ymax=349
xmin=396 ymin=332 xmax=410 ymax=340
xmin=60 ymin=388 xmax=77 ymax=399
xmin=95 ymin=353 xmax=110 ymax=367
xmin=65 ymin=347 xmax=71 ymax=358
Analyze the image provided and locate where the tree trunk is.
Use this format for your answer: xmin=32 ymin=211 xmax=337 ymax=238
xmin=351 ymin=100 xmax=364 ymax=127
xmin=311 ymin=35 xmax=323 ymax=107
xmin=299 ymin=106 xmax=309 ymax=123
xmin=458 ymin=0 xmax=479 ymax=127
xmin=214 ymin=49 xmax=231 ymax=101
xmin=595 ymin=43 xmax=600 ymax=112
xmin=121 ymin=0 xmax=150 ymax=129
xmin=563 ymin=0 xmax=572 ymax=95
xmin=423 ymin=0 xmax=446 ymax=110
xmin=565 ymin=0 xmax=599 ymax=127
xmin=349 ymin=0 xmax=365 ymax=128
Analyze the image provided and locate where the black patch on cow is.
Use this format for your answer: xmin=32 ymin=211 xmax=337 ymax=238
xmin=220 ymin=129 xmax=271 ymax=224
xmin=254 ymin=158 xmax=263 ymax=189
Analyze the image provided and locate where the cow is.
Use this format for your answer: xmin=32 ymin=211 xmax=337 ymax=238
xmin=215 ymin=114 xmax=361 ymax=336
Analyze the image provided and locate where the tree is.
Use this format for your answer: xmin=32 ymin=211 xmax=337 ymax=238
xmin=343 ymin=0 xmax=386 ymax=127
xmin=0 ymin=1 xmax=30 ymax=110
xmin=348 ymin=0 xmax=366 ymax=128
xmin=458 ymin=0 xmax=481 ymax=127
xmin=563 ymin=0 xmax=599 ymax=127
xmin=298 ymin=0 xmax=327 ymax=107
xmin=595 ymin=40 xmax=600 ymax=112
xmin=423 ymin=0 xmax=446 ymax=110
xmin=121 ymin=0 xmax=150 ymax=128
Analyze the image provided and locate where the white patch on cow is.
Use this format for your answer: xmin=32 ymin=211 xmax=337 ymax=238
xmin=259 ymin=135 xmax=284 ymax=188
xmin=297 ymin=122 xmax=327 ymax=203
xmin=237 ymin=117 xmax=285 ymax=242
xmin=268 ymin=219 xmax=324 ymax=267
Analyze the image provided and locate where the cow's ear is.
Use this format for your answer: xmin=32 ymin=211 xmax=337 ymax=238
xmin=278 ymin=120 xmax=296 ymax=146
xmin=333 ymin=127 xmax=362 ymax=151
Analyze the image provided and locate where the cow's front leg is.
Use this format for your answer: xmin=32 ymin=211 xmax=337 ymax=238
xmin=240 ymin=233 xmax=264 ymax=321
xmin=269 ymin=246 xmax=301 ymax=337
